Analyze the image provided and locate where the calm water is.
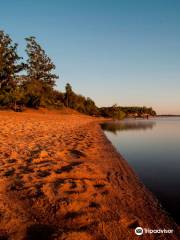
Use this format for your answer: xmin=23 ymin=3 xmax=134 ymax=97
xmin=101 ymin=117 xmax=180 ymax=224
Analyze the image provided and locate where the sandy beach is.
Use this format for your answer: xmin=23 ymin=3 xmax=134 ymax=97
xmin=0 ymin=109 xmax=179 ymax=240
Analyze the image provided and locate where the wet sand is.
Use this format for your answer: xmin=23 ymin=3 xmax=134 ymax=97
xmin=0 ymin=109 xmax=179 ymax=240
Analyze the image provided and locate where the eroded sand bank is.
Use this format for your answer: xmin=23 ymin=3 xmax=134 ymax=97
xmin=0 ymin=110 xmax=179 ymax=240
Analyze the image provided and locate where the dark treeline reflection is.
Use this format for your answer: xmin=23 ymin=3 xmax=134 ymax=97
xmin=101 ymin=120 xmax=156 ymax=134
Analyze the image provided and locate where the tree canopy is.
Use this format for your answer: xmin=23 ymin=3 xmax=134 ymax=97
xmin=0 ymin=31 xmax=25 ymax=108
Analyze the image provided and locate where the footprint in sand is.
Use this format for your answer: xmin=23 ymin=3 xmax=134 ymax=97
xmin=37 ymin=169 xmax=51 ymax=178
xmin=64 ymin=211 xmax=84 ymax=220
xmin=18 ymin=165 xmax=34 ymax=174
xmin=93 ymin=183 xmax=106 ymax=189
xmin=93 ymin=182 xmax=110 ymax=196
xmin=3 ymin=168 xmax=15 ymax=177
xmin=89 ymin=201 xmax=101 ymax=209
xmin=26 ymin=184 xmax=44 ymax=199
xmin=69 ymin=149 xmax=86 ymax=158
xmin=63 ymin=210 xmax=99 ymax=235
xmin=7 ymin=158 xmax=17 ymax=164
xmin=54 ymin=161 xmax=83 ymax=174
xmin=8 ymin=178 xmax=25 ymax=191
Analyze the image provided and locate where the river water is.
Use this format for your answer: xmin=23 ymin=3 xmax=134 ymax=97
xmin=101 ymin=117 xmax=180 ymax=224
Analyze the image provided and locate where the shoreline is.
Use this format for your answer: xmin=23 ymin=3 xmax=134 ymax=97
xmin=0 ymin=110 xmax=179 ymax=239
xmin=89 ymin=121 xmax=179 ymax=238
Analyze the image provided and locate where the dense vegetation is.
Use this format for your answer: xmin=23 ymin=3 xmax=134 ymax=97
xmin=0 ymin=30 xmax=156 ymax=118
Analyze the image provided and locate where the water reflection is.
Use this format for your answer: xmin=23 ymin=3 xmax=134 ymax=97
xmin=101 ymin=120 xmax=156 ymax=134
xmin=101 ymin=117 xmax=180 ymax=224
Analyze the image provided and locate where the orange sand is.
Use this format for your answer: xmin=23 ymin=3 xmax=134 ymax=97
xmin=0 ymin=109 xmax=179 ymax=240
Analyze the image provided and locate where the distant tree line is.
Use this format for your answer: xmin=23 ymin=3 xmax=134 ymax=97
xmin=0 ymin=30 xmax=156 ymax=118
xmin=99 ymin=105 xmax=156 ymax=119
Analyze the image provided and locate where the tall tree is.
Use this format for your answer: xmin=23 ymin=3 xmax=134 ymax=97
xmin=25 ymin=37 xmax=58 ymax=107
xmin=0 ymin=30 xmax=24 ymax=91
xmin=25 ymin=36 xmax=58 ymax=88
xmin=0 ymin=30 xmax=25 ymax=108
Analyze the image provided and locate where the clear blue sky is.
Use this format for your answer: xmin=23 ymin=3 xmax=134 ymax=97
xmin=1 ymin=0 xmax=180 ymax=114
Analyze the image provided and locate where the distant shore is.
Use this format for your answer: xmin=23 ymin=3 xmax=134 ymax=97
xmin=0 ymin=109 xmax=179 ymax=239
